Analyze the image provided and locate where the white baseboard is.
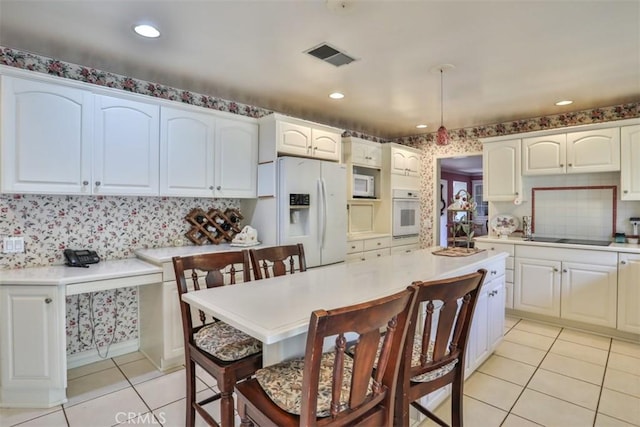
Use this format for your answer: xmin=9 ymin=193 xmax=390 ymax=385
xmin=67 ymin=339 xmax=139 ymax=369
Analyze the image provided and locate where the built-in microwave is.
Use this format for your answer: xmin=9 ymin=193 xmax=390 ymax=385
xmin=353 ymin=174 xmax=375 ymax=198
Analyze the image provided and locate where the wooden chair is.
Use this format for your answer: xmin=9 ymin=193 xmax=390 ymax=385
xmin=173 ymin=251 xmax=263 ymax=427
xmin=235 ymin=286 xmax=417 ymax=426
xmin=394 ymin=269 xmax=487 ymax=427
xmin=249 ymin=243 xmax=307 ymax=280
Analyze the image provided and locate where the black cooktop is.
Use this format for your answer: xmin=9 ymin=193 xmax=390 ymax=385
xmin=525 ymin=237 xmax=611 ymax=247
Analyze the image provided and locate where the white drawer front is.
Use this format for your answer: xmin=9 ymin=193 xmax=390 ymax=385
xmin=364 ymin=237 xmax=391 ymax=251
xmin=347 ymin=240 xmax=365 ymax=254
xmin=363 ymin=248 xmax=391 ymax=260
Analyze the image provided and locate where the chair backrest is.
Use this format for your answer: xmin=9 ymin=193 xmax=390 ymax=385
xmin=172 ymin=251 xmax=251 ymax=334
xmin=249 ymin=243 xmax=307 ymax=280
xmin=403 ymin=269 xmax=487 ymax=386
xmin=298 ymin=286 xmax=417 ymax=426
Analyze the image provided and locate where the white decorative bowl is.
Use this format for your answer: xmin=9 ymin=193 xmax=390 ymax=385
xmin=490 ymin=214 xmax=519 ymax=238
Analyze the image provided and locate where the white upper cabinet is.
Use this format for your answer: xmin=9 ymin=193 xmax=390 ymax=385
xmin=94 ymin=94 xmax=160 ymax=196
xmin=345 ymin=137 xmax=382 ymax=168
xmin=522 ymin=128 xmax=620 ymax=175
xmin=214 ymin=117 xmax=258 ymax=198
xmin=389 ymin=144 xmax=420 ymax=177
xmin=160 ymin=107 xmax=258 ymax=198
xmin=258 ymin=113 xmax=342 ymax=163
xmin=621 ymin=125 xmax=640 ymax=200
xmin=482 ymin=139 xmax=522 ymax=201
xmin=0 ymin=75 xmax=93 ymax=195
xmin=160 ymin=106 xmax=215 ymax=197
xmin=522 ymin=134 xmax=566 ymax=175
xmin=566 ymin=128 xmax=620 ymax=173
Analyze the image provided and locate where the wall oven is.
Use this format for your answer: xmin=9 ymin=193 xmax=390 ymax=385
xmin=392 ymin=189 xmax=420 ymax=237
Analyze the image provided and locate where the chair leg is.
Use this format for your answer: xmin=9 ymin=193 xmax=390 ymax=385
xmin=238 ymin=398 xmax=253 ymax=427
xmin=185 ymin=359 xmax=197 ymax=427
xmin=451 ymin=372 xmax=464 ymax=427
xmin=219 ymin=380 xmax=236 ymax=427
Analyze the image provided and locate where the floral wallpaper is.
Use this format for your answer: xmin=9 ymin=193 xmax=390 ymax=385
xmin=0 ymin=45 xmax=638 ymax=357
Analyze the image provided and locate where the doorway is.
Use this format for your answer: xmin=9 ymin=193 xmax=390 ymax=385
xmin=436 ymin=155 xmax=486 ymax=247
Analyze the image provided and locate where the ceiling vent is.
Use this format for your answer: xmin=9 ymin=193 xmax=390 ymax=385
xmin=305 ymin=43 xmax=356 ymax=67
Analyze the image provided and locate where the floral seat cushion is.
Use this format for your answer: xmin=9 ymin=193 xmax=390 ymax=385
xmin=346 ymin=336 xmax=458 ymax=383
xmin=255 ymin=352 xmax=371 ymax=417
xmin=194 ymin=321 xmax=261 ymax=362
xmin=409 ymin=337 xmax=458 ymax=383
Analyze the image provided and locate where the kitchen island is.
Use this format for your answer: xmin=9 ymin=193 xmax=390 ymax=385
xmin=182 ymin=246 xmax=508 ymax=366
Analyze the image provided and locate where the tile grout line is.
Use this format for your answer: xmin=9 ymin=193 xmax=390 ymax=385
xmin=497 ymin=323 xmax=564 ymax=427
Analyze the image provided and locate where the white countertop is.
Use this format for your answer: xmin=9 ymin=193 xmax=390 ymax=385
xmin=182 ymin=246 xmax=507 ymax=346
xmin=347 ymin=232 xmax=392 ymax=241
xmin=475 ymin=235 xmax=640 ymax=254
xmin=0 ymin=258 xmax=162 ymax=286
xmin=134 ymin=242 xmax=266 ymax=265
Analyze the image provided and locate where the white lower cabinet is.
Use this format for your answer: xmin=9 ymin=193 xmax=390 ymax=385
xmin=139 ymin=280 xmax=185 ymax=371
xmin=0 ymin=285 xmax=66 ymax=407
xmin=514 ymin=245 xmax=618 ymax=328
xmin=474 ymin=241 xmax=515 ymax=309
xmin=345 ymin=236 xmax=391 ymax=262
xmin=465 ymin=266 xmax=505 ymax=377
xmin=618 ymin=253 xmax=640 ymax=333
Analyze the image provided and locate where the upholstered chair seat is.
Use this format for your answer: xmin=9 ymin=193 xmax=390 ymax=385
xmin=194 ymin=321 xmax=261 ymax=362
xmin=254 ymin=352 xmax=372 ymax=417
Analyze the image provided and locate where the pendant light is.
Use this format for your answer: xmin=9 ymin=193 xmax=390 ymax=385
xmin=436 ymin=67 xmax=450 ymax=146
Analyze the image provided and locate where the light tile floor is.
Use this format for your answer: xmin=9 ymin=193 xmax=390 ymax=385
xmin=1 ymin=316 xmax=639 ymax=427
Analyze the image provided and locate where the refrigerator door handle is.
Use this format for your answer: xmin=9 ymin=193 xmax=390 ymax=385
xmin=320 ymin=178 xmax=327 ymax=250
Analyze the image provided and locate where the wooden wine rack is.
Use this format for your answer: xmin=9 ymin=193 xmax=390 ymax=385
xmin=184 ymin=208 xmax=243 ymax=245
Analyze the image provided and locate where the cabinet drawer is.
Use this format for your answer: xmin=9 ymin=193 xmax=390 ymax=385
xmin=484 ymin=258 xmax=506 ymax=279
xmin=347 ymin=240 xmax=365 ymax=254
xmin=474 ymin=241 xmax=515 ymax=257
xmin=391 ymin=244 xmax=420 ymax=255
xmin=364 ymin=237 xmax=391 ymax=251
xmin=363 ymin=248 xmax=391 ymax=260
xmin=345 ymin=252 xmax=366 ymax=263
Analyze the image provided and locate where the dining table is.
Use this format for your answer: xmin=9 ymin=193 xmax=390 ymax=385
xmin=181 ymin=246 xmax=508 ymax=366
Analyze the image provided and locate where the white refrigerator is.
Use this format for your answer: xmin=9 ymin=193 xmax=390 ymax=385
xmin=276 ymin=156 xmax=347 ymax=267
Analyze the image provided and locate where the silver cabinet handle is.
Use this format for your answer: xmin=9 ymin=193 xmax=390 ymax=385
xmin=559 ymin=164 xmax=564 ymax=167
xmin=95 ymin=181 xmax=101 ymax=187
xmin=491 ymin=270 xmax=497 ymax=275
xmin=553 ymin=267 xmax=559 ymax=272
xmin=209 ymin=186 xmax=214 ymax=190
xmin=563 ymin=269 xmax=568 ymax=273
xmin=377 ymin=242 xmax=381 ymax=246
xmin=621 ymin=260 xmax=627 ymax=265
xmin=624 ymin=190 xmax=629 ymax=194
xmin=82 ymin=180 xmax=89 ymax=186
xmin=45 ymin=298 xmax=52 ymax=304
xmin=351 ymin=245 xmax=356 ymax=249
xmin=216 ymin=186 xmax=221 ymax=190
xmin=568 ymin=163 xmax=573 ymax=167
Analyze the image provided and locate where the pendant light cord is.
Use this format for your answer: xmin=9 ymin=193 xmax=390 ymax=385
xmin=440 ymin=68 xmax=444 ymax=126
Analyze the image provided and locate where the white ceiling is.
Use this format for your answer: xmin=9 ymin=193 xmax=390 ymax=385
xmin=1 ymin=0 xmax=638 ymax=139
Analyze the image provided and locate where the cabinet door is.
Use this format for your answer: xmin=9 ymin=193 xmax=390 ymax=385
xmin=466 ymin=283 xmax=489 ymax=375
xmin=0 ymin=286 xmax=65 ymax=401
xmin=351 ymin=139 xmax=382 ymax=168
xmin=560 ymin=262 xmax=617 ymax=328
xmin=390 ymin=147 xmax=420 ymax=176
xmin=618 ymin=253 xmax=640 ymax=333
xmin=405 ymin=151 xmax=420 ymax=177
xmin=621 ymin=125 xmax=640 ymax=200
xmin=311 ymin=128 xmax=341 ymax=161
xmin=1 ymin=76 xmax=93 ymax=194
xmin=514 ymin=257 xmax=561 ymax=316
xmin=163 ymin=282 xmax=185 ymax=363
xmin=277 ymin=121 xmax=311 ymax=157
xmin=487 ymin=275 xmax=506 ymax=350
xmin=522 ymin=134 xmax=566 ymax=175
xmin=483 ymin=139 xmax=522 ymax=201
xmin=160 ymin=106 xmax=215 ymax=197
xmin=566 ymin=128 xmax=620 ymax=173
xmin=214 ymin=118 xmax=258 ymax=198
xmin=94 ymin=95 xmax=160 ymax=195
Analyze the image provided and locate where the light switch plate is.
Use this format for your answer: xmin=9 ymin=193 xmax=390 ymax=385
xmin=3 ymin=237 xmax=14 ymax=253
xmin=13 ymin=237 xmax=24 ymax=253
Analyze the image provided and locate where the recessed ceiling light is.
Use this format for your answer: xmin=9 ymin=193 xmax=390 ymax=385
xmin=555 ymin=100 xmax=573 ymax=106
xmin=133 ymin=24 xmax=160 ymax=38
xmin=329 ymin=92 xmax=345 ymax=99
xmin=416 ymin=124 xmax=428 ymax=129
